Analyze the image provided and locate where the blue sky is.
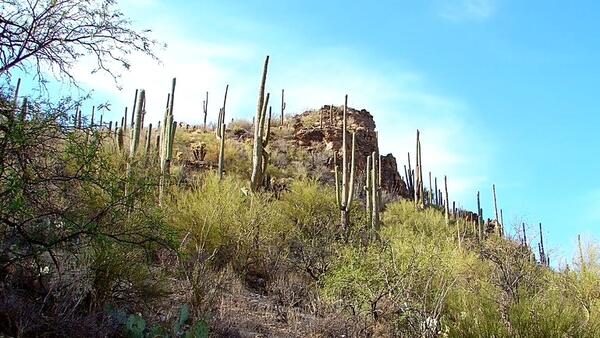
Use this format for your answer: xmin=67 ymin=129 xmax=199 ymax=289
xmin=14 ymin=0 xmax=600 ymax=264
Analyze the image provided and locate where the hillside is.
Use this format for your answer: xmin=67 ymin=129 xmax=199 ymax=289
xmin=2 ymin=80 xmax=600 ymax=337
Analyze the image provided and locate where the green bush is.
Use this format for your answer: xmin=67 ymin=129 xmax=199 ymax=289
xmin=168 ymin=174 xmax=289 ymax=271
xmin=277 ymin=179 xmax=341 ymax=281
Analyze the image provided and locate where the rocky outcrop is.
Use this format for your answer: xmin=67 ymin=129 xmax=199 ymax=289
xmin=292 ymin=105 xmax=410 ymax=199
xmin=380 ymin=154 xmax=409 ymax=197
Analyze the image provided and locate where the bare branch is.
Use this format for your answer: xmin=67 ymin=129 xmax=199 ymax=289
xmin=0 ymin=0 xmax=162 ymax=88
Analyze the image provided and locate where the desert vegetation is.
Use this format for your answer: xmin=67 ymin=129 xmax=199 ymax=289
xmin=1 ymin=1 xmax=600 ymax=337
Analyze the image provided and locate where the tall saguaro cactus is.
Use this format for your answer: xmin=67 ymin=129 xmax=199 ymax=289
xmin=131 ymin=89 xmax=138 ymax=128
xmin=369 ymin=150 xmax=381 ymax=231
xmin=493 ymin=184 xmax=500 ymax=222
xmin=413 ymin=130 xmax=424 ymax=207
xmin=215 ymin=86 xmax=228 ymax=179
xmin=12 ymin=78 xmax=21 ymax=109
xmin=364 ymin=140 xmax=381 ymax=232
xmin=202 ymin=91 xmax=208 ymax=131
xmin=145 ymin=123 xmax=153 ymax=155
xmin=578 ymin=234 xmax=586 ymax=272
xmin=218 ymin=121 xmax=226 ymax=180
xmin=216 ymin=85 xmax=229 ymax=139
xmin=334 ymin=95 xmax=356 ymax=233
xmin=159 ymin=78 xmax=177 ymax=205
xmin=280 ymin=88 xmax=286 ymax=128
xmin=538 ymin=222 xmax=548 ymax=266
xmin=444 ymin=175 xmax=450 ymax=224
xmin=477 ymin=191 xmax=483 ymax=240
xmin=365 ymin=155 xmax=372 ymax=215
xmin=130 ymin=90 xmax=145 ymax=156
xmin=250 ymin=56 xmax=272 ymax=192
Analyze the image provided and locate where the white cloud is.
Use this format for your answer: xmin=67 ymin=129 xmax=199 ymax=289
xmin=436 ymin=0 xmax=496 ymax=22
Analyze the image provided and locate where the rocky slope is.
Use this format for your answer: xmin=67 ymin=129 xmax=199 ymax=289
xmin=292 ymin=104 xmax=411 ymax=199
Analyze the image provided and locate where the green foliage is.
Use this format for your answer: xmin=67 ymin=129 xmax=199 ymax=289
xmin=278 ymin=180 xmax=341 ymax=280
xmin=125 ymin=314 xmax=146 ymax=338
xmin=168 ymin=174 xmax=289 ymax=270
xmin=172 ymin=304 xmax=190 ymax=334
xmin=185 ymin=321 xmax=209 ymax=338
xmin=117 ymin=304 xmax=208 ymax=338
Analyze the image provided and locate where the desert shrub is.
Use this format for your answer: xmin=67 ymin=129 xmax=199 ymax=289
xmin=168 ymin=174 xmax=289 ymax=274
xmin=228 ymin=118 xmax=253 ymax=135
xmin=277 ymin=179 xmax=341 ymax=281
xmin=0 ymin=93 xmax=174 ymax=335
xmin=506 ymin=249 xmax=600 ymax=338
xmin=322 ymin=201 xmax=470 ymax=336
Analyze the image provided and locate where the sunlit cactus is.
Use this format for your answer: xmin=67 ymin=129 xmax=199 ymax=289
xmin=334 ymin=95 xmax=356 ymax=233
xmin=250 ymin=55 xmax=273 ymax=192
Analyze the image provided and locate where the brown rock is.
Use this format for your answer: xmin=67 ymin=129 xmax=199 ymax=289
xmin=292 ymin=105 xmax=411 ymax=199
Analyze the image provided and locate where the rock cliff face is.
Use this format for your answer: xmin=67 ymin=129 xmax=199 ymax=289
xmin=292 ymin=105 xmax=411 ymax=199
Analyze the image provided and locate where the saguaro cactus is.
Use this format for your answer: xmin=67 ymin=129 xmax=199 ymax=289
xmin=444 ymin=175 xmax=450 ymax=224
xmin=203 ymin=91 xmax=208 ymax=131
xmin=123 ymin=107 xmax=128 ymax=133
xmin=434 ymin=177 xmax=438 ymax=205
xmin=329 ymin=105 xmax=334 ymax=126
xmin=12 ymin=78 xmax=21 ymax=109
xmin=429 ymin=172 xmax=433 ymax=206
xmin=215 ymin=86 xmax=228 ymax=179
xmin=131 ymin=89 xmax=138 ymax=128
xmin=117 ymin=127 xmax=124 ymax=151
xmin=578 ymin=234 xmax=586 ymax=271
xmin=477 ymin=191 xmax=483 ymax=240
xmin=364 ymin=148 xmax=381 ymax=232
xmin=250 ymin=56 xmax=272 ymax=192
xmin=538 ymin=223 xmax=547 ymax=266
xmin=280 ymin=88 xmax=286 ymax=128
xmin=130 ymin=90 xmax=145 ymax=156
xmin=145 ymin=123 xmax=153 ymax=155
xmin=90 ymin=106 xmax=95 ymax=128
xmin=365 ymin=155 xmax=372 ymax=214
xmin=414 ymin=130 xmax=425 ymax=208
xmin=500 ymin=209 xmax=504 ymax=237
xmin=18 ymin=98 xmax=28 ymax=122
xmin=493 ymin=184 xmax=500 ymax=225
xmin=407 ymin=153 xmax=414 ymax=196
xmin=334 ymin=95 xmax=356 ymax=233
xmin=159 ymin=78 xmax=177 ymax=205
xmin=369 ymin=150 xmax=380 ymax=231
xmin=216 ymin=85 xmax=229 ymax=137
xmin=218 ymin=122 xmax=226 ymax=180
